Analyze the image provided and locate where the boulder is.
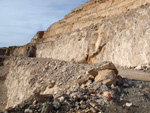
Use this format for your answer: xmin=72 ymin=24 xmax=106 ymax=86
xmin=88 ymin=61 xmax=118 ymax=77
xmin=95 ymin=69 xmax=117 ymax=85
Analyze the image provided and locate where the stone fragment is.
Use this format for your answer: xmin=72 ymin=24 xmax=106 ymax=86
xmin=138 ymin=84 xmax=143 ymax=89
xmin=116 ymin=75 xmax=123 ymax=85
xmin=80 ymin=105 xmax=87 ymax=109
xmin=48 ymin=80 xmax=55 ymax=88
xmin=41 ymin=103 xmax=53 ymax=113
xmin=80 ymin=100 xmax=86 ymax=105
xmin=58 ymin=96 xmax=65 ymax=103
xmin=78 ymin=78 xmax=89 ymax=86
xmin=95 ymin=69 xmax=117 ymax=85
xmin=101 ymin=84 xmax=109 ymax=91
xmin=135 ymin=65 xmax=142 ymax=70
xmin=34 ymin=94 xmax=54 ymax=103
xmin=53 ymin=99 xmax=61 ymax=109
xmin=24 ymin=109 xmax=33 ymax=113
xmin=126 ymin=103 xmax=132 ymax=107
xmin=90 ymin=107 xmax=97 ymax=113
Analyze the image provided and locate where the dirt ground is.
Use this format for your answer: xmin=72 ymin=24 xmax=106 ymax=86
xmin=118 ymin=68 xmax=150 ymax=82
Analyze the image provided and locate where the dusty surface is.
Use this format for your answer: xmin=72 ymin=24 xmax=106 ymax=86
xmin=119 ymin=68 xmax=150 ymax=82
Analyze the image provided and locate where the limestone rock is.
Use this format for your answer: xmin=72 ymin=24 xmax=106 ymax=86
xmin=95 ymin=69 xmax=117 ymax=85
xmin=88 ymin=61 xmax=118 ymax=77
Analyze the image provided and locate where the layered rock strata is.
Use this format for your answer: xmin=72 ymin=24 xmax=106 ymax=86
xmin=2 ymin=0 xmax=150 ymax=68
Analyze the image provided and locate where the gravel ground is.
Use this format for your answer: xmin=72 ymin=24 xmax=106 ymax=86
xmin=1 ymin=77 xmax=150 ymax=113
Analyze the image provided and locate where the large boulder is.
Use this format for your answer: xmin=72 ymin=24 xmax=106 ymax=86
xmin=88 ymin=61 xmax=118 ymax=86
xmin=95 ymin=69 xmax=117 ymax=85
xmin=88 ymin=61 xmax=118 ymax=77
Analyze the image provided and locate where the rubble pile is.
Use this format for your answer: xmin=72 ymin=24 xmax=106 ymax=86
xmin=1 ymin=62 xmax=150 ymax=113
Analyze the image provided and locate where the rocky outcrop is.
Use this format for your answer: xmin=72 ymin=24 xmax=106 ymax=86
xmin=32 ymin=0 xmax=150 ymax=68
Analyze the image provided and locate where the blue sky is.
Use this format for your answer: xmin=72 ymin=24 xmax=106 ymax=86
xmin=0 ymin=0 xmax=88 ymax=47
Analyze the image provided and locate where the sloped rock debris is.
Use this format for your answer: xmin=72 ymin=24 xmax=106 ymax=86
xmin=1 ymin=62 xmax=150 ymax=113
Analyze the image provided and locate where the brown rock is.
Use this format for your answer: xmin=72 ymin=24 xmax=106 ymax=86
xmin=91 ymin=62 xmax=118 ymax=75
xmin=78 ymin=78 xmax=89 ymax=86
xmin=95 ymin=69 xmax=117 ymax=85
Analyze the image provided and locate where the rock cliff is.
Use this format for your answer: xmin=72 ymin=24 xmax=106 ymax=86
xmin=33 ymin=0 xmax=150 ymax=68
xmin=4 ymin=0 xmax=150 ymax=68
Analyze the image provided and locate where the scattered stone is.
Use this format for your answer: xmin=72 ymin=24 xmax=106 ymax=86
xmin=101 ymin=84 xmax=108 ymax=91
xmin=125 ymin=103 xmax=132 ymax=107
xmin=90 ymin=107 xmax=97 ymax=113
xmin=41 ymin=103 xmax=53 ymax=113
xmin=24 ymin=108 xmax=33 ymax=113
xmin=58 ymin=96 xmax=65 ymax=103
xmin=53 ymin=99 xmax=61 ymax=109
xmin=48 ymin=80 xmax=55 ymax=88
xmin=78 ymin=77 xmax=89 ymax=86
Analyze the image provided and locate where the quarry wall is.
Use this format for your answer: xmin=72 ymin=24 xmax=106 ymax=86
xmin=34 ymin=0 xmax=150 ymax=68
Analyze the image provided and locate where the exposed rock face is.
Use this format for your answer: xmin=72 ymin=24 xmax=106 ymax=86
xmin=2 ymin=0 xmax=150 ymax=68
xmin=33 ymin=0 xmax=150 ymax=68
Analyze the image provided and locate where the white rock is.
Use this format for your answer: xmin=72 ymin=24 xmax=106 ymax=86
xmin=135 ymin=65 xmax=142 ymax=70
xmin=126 ymin=103 xmax=132 ymax=107
xmin=24 ymin=109 xmax=33 ymax=113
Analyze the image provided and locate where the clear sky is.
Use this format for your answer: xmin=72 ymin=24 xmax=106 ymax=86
xmin=0 ymin=0 xmax=89 ymax=47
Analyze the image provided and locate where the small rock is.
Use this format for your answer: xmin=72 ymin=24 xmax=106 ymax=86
xmin=78 ymin=78 xmax=89 ymax=86
xmin=126 ymin=103 xmax=132 ymax=107
xmin=54 ymin=91 xmax=57 ymax=95
xmin=77 ymin=75 xmax=81 ymax=79
xmin=101 ymin=84 xmax=108 ymax=91
xmin=88 ymin=101 xmax=96 ymax=107
xmin=135 ymin=65 xmax=142 ymax=70
xmin=48 ymin=80 xmax=55 ymax=88
xmin=138 ymin=84 xmax=143 ymax=89
xmin=24 ymin=109 xmax=33 ymax=113
xmin=80 ymin=100 xmax=86 ymax=105
xmin=123 ymin=83 xmax=129 ymax=88
xmin=80 ymin=104 xmax=87 ymax=109
xmin=90 ymin=107 xmax=97 ymax=113
xmin=59 ymin=96 xmax=65 ymax=103
xmin=41 ymin=103 xmax=53 ymax=113
xmin=53 ymin=99 xmax=61 ymax=109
